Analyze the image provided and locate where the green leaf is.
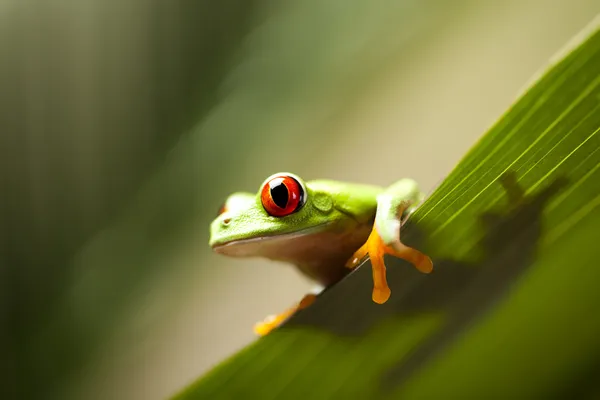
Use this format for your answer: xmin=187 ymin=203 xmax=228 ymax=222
xmin=173 ymin=17 xmax=600 ymax=400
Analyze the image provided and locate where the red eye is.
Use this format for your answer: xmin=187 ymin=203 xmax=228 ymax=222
xmin=217 ymin=203 xmax=227 ymax=216
xmin=261 ymin=174 xmax=306 ymax=217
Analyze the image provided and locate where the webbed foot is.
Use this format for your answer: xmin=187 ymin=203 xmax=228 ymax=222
xmin=345 ymin=226 xmax=432 ymax=304
xmin=345 ymin=183 xmax=433 ymax=304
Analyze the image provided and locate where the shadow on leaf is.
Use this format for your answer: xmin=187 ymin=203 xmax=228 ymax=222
xmin=284 ymin=171 xmax=569 ymax=391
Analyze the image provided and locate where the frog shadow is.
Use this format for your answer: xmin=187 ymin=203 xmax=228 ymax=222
xmin=284 ymin=172 xmax=569 ymax=390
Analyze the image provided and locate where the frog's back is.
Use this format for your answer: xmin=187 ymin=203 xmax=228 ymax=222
xmin=307 ymin=179 xmax=383 ymax=223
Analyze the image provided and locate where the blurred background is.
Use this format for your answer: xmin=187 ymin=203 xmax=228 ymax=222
xmin=2 ymin=0 xmax=599 ymax=399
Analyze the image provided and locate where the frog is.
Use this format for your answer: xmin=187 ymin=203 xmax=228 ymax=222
xmin=209 ymin=172 xmax=433 ymax=336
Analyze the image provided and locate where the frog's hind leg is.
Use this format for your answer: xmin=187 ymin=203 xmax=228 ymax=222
xmin=253 ymin=293 xmax=317 ymax=336
xmin=346 ymin=179 xmax=433 ymax=304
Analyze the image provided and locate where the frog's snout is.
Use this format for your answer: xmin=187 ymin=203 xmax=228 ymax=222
xmin=209 ymin=214 xmax=233 ymax=248
xmin=214 ymin=210 xmax=233 ymax=227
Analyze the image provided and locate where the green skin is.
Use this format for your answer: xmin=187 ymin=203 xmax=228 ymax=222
xmin=209 ymin=172 xmax=424 ymax=287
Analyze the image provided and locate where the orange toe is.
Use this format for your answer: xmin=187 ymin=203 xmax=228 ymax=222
xmin=254 ymin=312 xmax=292 ymax=336
xmin=253 ymin=294 xmax=317 ymax=336
xmin=388 ymin=241 xmax=434 ymax=274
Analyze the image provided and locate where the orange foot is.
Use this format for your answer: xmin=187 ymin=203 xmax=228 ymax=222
xmin=345 ymin=227 xmax=433 ymax=304
xmin=253 ymin=293 xmax=317 ymax=336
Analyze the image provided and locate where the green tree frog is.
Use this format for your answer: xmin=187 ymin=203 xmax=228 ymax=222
xmin=209 ymin=173 xmax=433 ymax=336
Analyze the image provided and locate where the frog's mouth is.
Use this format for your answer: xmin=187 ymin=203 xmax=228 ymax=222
xmin=211 ymin=224 xmax=331 ymax=257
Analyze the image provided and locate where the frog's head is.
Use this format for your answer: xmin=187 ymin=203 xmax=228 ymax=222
xmin=209 ymin=172 xmax=339 ymax=256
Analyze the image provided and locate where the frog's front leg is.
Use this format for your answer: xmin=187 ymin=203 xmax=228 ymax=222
xmin=346 ymin=179 xmax=433 ymax=304
xmin=253 ymin=293 xmax=317 ymax=336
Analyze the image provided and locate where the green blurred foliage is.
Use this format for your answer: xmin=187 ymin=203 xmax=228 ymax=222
xmin=1 ymin=1 xmax=599 ymax=399
xmin=1 ymin=1 xmax=260 ymax=398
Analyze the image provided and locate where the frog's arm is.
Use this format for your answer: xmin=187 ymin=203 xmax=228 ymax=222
xmin=346 ymin=179 xmax=433 ymax=304
xmin=374 ymin=179 xmax=423 ymax=243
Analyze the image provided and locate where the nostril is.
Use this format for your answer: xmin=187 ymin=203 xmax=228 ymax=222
xmin=223 ymin=218 xmax=231 ymax=225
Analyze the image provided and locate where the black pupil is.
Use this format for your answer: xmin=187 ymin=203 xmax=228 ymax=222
xmin=270 ymin=181 xmax=289 ymax=209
